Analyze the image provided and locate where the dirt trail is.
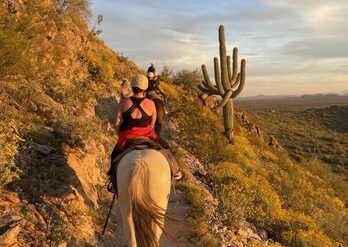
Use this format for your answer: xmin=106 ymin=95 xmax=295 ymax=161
xmin=100 ymin=189 xmax=195 ymax=247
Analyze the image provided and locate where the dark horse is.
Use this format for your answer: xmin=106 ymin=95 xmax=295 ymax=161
xmin=152 ymin=98 xmax=165 ymax=136
xmin=146 ymin=78 xmax=166 ymax=136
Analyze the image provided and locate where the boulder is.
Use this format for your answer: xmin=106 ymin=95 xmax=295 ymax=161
xmin=204 ymin=95 xmax=222 ymax=109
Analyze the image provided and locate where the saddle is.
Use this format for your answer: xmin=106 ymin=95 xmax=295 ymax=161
xmin=107 ymin=137 xmax=179 ymax=195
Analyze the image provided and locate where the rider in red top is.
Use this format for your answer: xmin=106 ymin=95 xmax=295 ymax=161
xmin=111 ymin=74 xmax=157 ymax=160
xmin=110 ymin=73 xmax=182 ymax=180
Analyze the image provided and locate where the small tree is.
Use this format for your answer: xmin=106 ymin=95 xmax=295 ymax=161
xmin=160 ymin=65 xmax=173 ymax=82
xmin=173 ymin=68 xmax=202 ymax=89
xmin=83 ymin=14 xmax=103 ymax=50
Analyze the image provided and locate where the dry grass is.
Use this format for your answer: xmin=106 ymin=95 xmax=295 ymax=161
xmin=162 ymin=80 xmax=348 ymax=247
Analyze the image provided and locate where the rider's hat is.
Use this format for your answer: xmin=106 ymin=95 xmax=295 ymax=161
xmin=131 ymin=74 xmax=148 ymax=90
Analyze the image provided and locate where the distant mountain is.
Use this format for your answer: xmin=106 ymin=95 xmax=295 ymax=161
xmin=237 ymin=93 xmax=348 ymax=101
xmin=339 ymin=90 xmax=348 ymax=96
xmin=236 ymin=93 xmax=348 ymax=112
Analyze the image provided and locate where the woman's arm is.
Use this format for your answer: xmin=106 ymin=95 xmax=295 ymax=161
xmin=115 ymin=99 xmax=125 ymax=135
xmin=150 ymin=100 xmax=157 ymax=129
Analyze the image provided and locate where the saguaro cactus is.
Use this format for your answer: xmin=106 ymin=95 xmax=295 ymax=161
xmin=199 ymin=25 xmax=246 ymax=143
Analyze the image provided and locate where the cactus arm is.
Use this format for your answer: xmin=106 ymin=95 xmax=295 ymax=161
xmin=202 ymin=64 xmax=217 ymax=91
xmin=213 ymin=89 xmax=233 ymax=112
xmin=214 ymin=57 xmax=225 ymax=94
xmin=231 ymin=73 xmax=240 ymax=89
xmin=227 ymin=56 xmax=232 ymax=82
xmin=231 ymin=59 xmax=246 ymax=98
xmin=201 ymin=67 xmax=211 ymax=90
xmin=230 ymin=47 xmax=238 ymax=84
xmin=198 ymin=84 xmax=219 ymax=95
xmin=199 ymin=81 xmax=219 ymax=95
xmin=201 ymin=78 xmax=212 ymax=91
xmin=219 ymin=25 xmax=230 ymax=91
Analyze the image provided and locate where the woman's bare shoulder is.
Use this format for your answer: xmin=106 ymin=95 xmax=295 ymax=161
xmin=119 ymin=97 xmax=132 ymax=109
xmin=144 ymin=98 xmax=155 ymax=107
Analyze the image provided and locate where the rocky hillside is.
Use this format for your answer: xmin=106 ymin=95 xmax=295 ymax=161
xmin=1 ymin=1 xmax=139 ymax=246
xmin=0 ymin=1 xmax=347 ymax=247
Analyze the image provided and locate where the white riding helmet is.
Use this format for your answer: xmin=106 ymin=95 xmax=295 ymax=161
xmin=131 ymin=74 xmax=148 ymax=90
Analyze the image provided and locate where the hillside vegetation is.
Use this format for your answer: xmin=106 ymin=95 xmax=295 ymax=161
xmin=160 ymin=81 xmax=348 ymax=247
xmin=241 ymin=106 xmax=348 ymax=177
xmin=0 ymin=1 xmax=347 ymax=247
xmin=1 ymin=0 xmax=139 ymax=245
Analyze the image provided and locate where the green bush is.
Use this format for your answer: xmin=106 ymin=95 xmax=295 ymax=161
xmin=0 ymin=27 xmax=32 ymax=79
xmin=0 ymin=122 xmax=21 ymax=189
xmin=172 ymin=68 xmax=202 ymax=88
xmin=160 ymin=65 xmax=173 ymax=82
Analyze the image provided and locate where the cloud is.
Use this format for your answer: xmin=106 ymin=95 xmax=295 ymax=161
xmin=283 ymin=37 xmax=348 ymax=59
xmin=90 ymin=0 xmax=348 ymax=96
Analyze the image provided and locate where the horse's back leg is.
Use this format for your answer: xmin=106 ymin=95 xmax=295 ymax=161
xmin=118 ymin=164 xmax=137 ymax=247
xmin=148 ymin=158 xmax=171 ymax=243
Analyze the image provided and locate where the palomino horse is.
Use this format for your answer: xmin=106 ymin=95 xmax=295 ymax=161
xmin=117 ymin=148 xmax=171 ymax=247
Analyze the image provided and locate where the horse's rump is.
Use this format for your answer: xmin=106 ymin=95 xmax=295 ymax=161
xmin=117 ymin=149 xmax=171 ymax=247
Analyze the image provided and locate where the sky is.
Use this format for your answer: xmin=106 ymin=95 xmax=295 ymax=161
xmin=89 ymin=0 xmax=348 ymax=96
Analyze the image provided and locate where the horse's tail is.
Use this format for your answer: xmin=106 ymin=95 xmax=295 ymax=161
xmin=128 ymin=160 xmax=166 ymax=247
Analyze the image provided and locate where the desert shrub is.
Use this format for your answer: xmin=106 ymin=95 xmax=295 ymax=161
xmin=78 ymin=52 xmax=105 ymax=82
xmin=269 ymin=156 xmax=347 ymax=244
xmin=0 ymin=122 xmax=22 ymax=189
xmin=266 ymin=212 xmax=337 ymax=247
xmin=210 ymin=162 xmax=283 ymax=225
xmin=169 ymin=90 xmax=232 ymax=162
xmin=78 ymin=49 xmax=116 ymax=83
xmin=172 ymin=68 xmax=202 ymax=88
xmin=0 ymin=16 xmax=32 ymax=79
xmin=302 ymin=159 xmax=347 ymax=204
xmin=2 ymin=77 xmax=103 ymax=148
xmin=160 ymin=65 xmax=173 ymax=82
